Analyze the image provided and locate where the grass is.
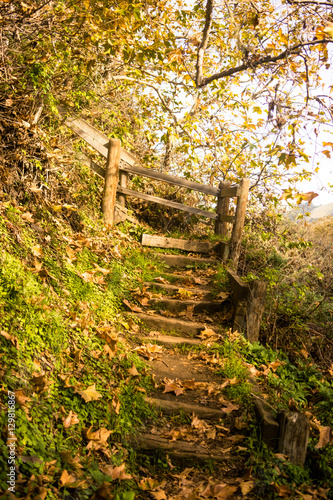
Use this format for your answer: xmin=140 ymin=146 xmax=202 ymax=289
xmin=0 ymin=201 xmax=166 ymax=498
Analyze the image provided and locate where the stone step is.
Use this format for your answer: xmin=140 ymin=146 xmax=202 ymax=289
xmin=145 ymin=397 xmax=226 ymax=420
xmin=154 ymin=253 xmax=220 ymax=268
xmin=143 ymin=334 xmax=202 ymax=346
xmin=131 ymin=433 xmax=230 ymax=462
xmin=133 ymin=312 xmax=208 ymax=336
xmin=145 ymin=281 xmax=213 ymax=299
xmin=148 ymin=297 xmax=227 ymax=314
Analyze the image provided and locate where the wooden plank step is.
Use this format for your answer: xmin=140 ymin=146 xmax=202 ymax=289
xmin=143 ymin=334 xmax=202 ymax=346
xmin=133 ymin=312 xmax=208 ymax=336
xmin=146 ymin=397 xmax=226 ymax=419
xmin=131 ymin=434 xmax=228 ymax=462
xmin=141 ymin=234 xmax=217 ymax=254
xmin=154 ymin=254 xmax=219 ymax=268
xmin=145 ymin=281 xmax=213 ymax=298
xmin=148 ymin=297 xmax=226 ymax=314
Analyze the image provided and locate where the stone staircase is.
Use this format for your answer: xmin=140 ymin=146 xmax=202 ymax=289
xmin=126 ymin=245 xmax=250 ymax=471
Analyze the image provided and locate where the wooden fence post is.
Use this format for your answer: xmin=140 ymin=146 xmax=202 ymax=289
xmin=278 ymin=412 xmax=309 ymax=466
xmin=229 ymin=178 xmax=250 ymax=267
xmin=215 ymin=181 xmax=231 ymax=236
xmin=102 ymin=139 xmax=121 ymax=225
xmin=118 ymin=170 xmax=128 ymax=207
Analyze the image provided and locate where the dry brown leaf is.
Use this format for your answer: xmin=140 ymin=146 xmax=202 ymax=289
xmin=90 ymin=481 xmax=114 ymax=499
xmin=221 ymin=401 xmax=239 ymax=414
xmin=112 ymin=395 xmax=121 ymax=414
xmin=0 ymin=330 xmax=19 ymax=349
xmin=206 ymin=427 xmax=216 ymax=440
xmin=182 ymin=379 xmax=196 ymax=390
xmin=163 ymin=378 xmax=184 ymax=396
xmin=22 ymin=212 xmax=35 ymax=223
xmin=15 ymin=389 xmax=31 ymax=406
xmin=102 ymin=463 xmax=132 ymax=480
xmin=63 ymin=410 xmax=80 ymax=429
xmin=151 ymin=491 xmax=167 ymax=500
xmin=220 ymin=377 xmax=238 ymax=388
xmin=273 ymin=483 xmax=293 ymax=497
xmin=315 ymin=425 xmax=332 ymax=449
xmin=76 ymin=384 xmax=102 ymax=402
xmin=128 ymin=364 xmax=139 ymax=376
xmin=154 ymin=276 xmax=169 ymax=284
xmin=198 ymin=327 xmax=216 ymax=339
xmin=239 ymin=480 xmax=255 ymax=495
xmin=201 ymin=483 xmax=228 ymax=498
xmin=139 ymin=477 xmax=159 ymax=491
xmin=59 ymin=469 xmax=78 ymax=487
xmin=191 ymin=415 xmax=208 ymax=431
xmin=123 ymin=299 xmax=142 ymax=312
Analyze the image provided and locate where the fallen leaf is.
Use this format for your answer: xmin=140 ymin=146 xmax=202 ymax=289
xmin=273 ymin=483 xmax=293 ymax=497
xmin=31 ymin=244 xmax=43 ymax=257
xmin=113 ymin=245 xmax=122 ymax=259
xmin=59 ymin=469 xmax=78 ymax=486
xmin=63 ymin=410 xmax=80 ymax=429
xmin=86 ymin=427 xmax=112 ymax=443
xmin=151 ymin=491 xmax=167 ymax=500
xmin=112 ymin=395 xmax=121 ymax=414
xmin=163 ymin=378 xmax=184 ymax=396
xmin=76 ymin=384 xmax=102 ymax=402
xmin=239 ymin=480 xmax=255 ymax=495
xmin=21 ymin=212 xmax=35 ymax=223
xmin=102 ymin=463 xmax=132 ymax=480
xmin=128 ymin=364 xmax=139 ymax=376
xmin=221 ymin=401 xmax=239 ymax=414
xmin=315 ymin=425 xmax=332 ymax=449
xmin=198 ymin=327 xmax=217 ymax=339
xmin=182 ymin=379 xmax=196 ymax=390
xmin=0 ymin=330 xmax=19 ymax=349
xmin=15 ymin=389 xmax=31 ymax=406
xmin=123 ymin=299 xmax=142 ymax=312
xmin=154 ymin=276 xmax=168 ymax=284
xmin=139 ymin=477 xmax=159 ymax=491
xmin=220 ymin=377 xmax=238 ymax=388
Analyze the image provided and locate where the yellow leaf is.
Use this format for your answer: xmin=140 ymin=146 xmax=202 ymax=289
xmin=59 ymin=470 xmax=78 ymax=486
xmin=51 ymin=205 xmax=63 ymax=212
xmin=31 ymin=245 xmax=43 ymax=258
xmin=76 ymin=384 xmax=102 ymax=402
xmin=323 ymin=22 xmax=333 ymax=39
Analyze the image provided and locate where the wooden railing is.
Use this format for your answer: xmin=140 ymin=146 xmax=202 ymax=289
xmin=60 ymin=109 xmax=250 ymax=265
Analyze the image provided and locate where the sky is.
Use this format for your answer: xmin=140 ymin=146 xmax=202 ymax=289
xmin=295 ymin=49 xmax=333 ymax=206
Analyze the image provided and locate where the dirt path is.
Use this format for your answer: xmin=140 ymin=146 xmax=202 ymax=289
xmin=126 ymin=252 xmax=257 ymax=499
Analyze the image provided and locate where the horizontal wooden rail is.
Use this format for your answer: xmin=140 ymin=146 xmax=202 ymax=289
xmin=60 ymin=109 xmax=136 ymax=166
xmin=60 ymin=108 xmax=220 ymax=197
xmin=119 ymin=163 xmax=219 ymax=196
xmin=61 ymin=108 xmax=249 ymax=262
xmin=117 ymin=187 xmax=218 ymax=220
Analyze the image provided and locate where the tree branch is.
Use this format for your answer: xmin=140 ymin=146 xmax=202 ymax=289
xmin=197 ymin=39 xmax=333 ymax=87
xmin=287 ymin=0 xmax=333 ymax=6
xmin=196 ymin=0 xmax=214 ymax=87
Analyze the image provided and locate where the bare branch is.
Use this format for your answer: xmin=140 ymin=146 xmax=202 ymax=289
xmin=196 ymin=0 xmax=214 ymax=87
xmin=198 ymin=39 xmax=333 ymax=87
xmin=287 ymin=0 xmax=333 ymax=6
